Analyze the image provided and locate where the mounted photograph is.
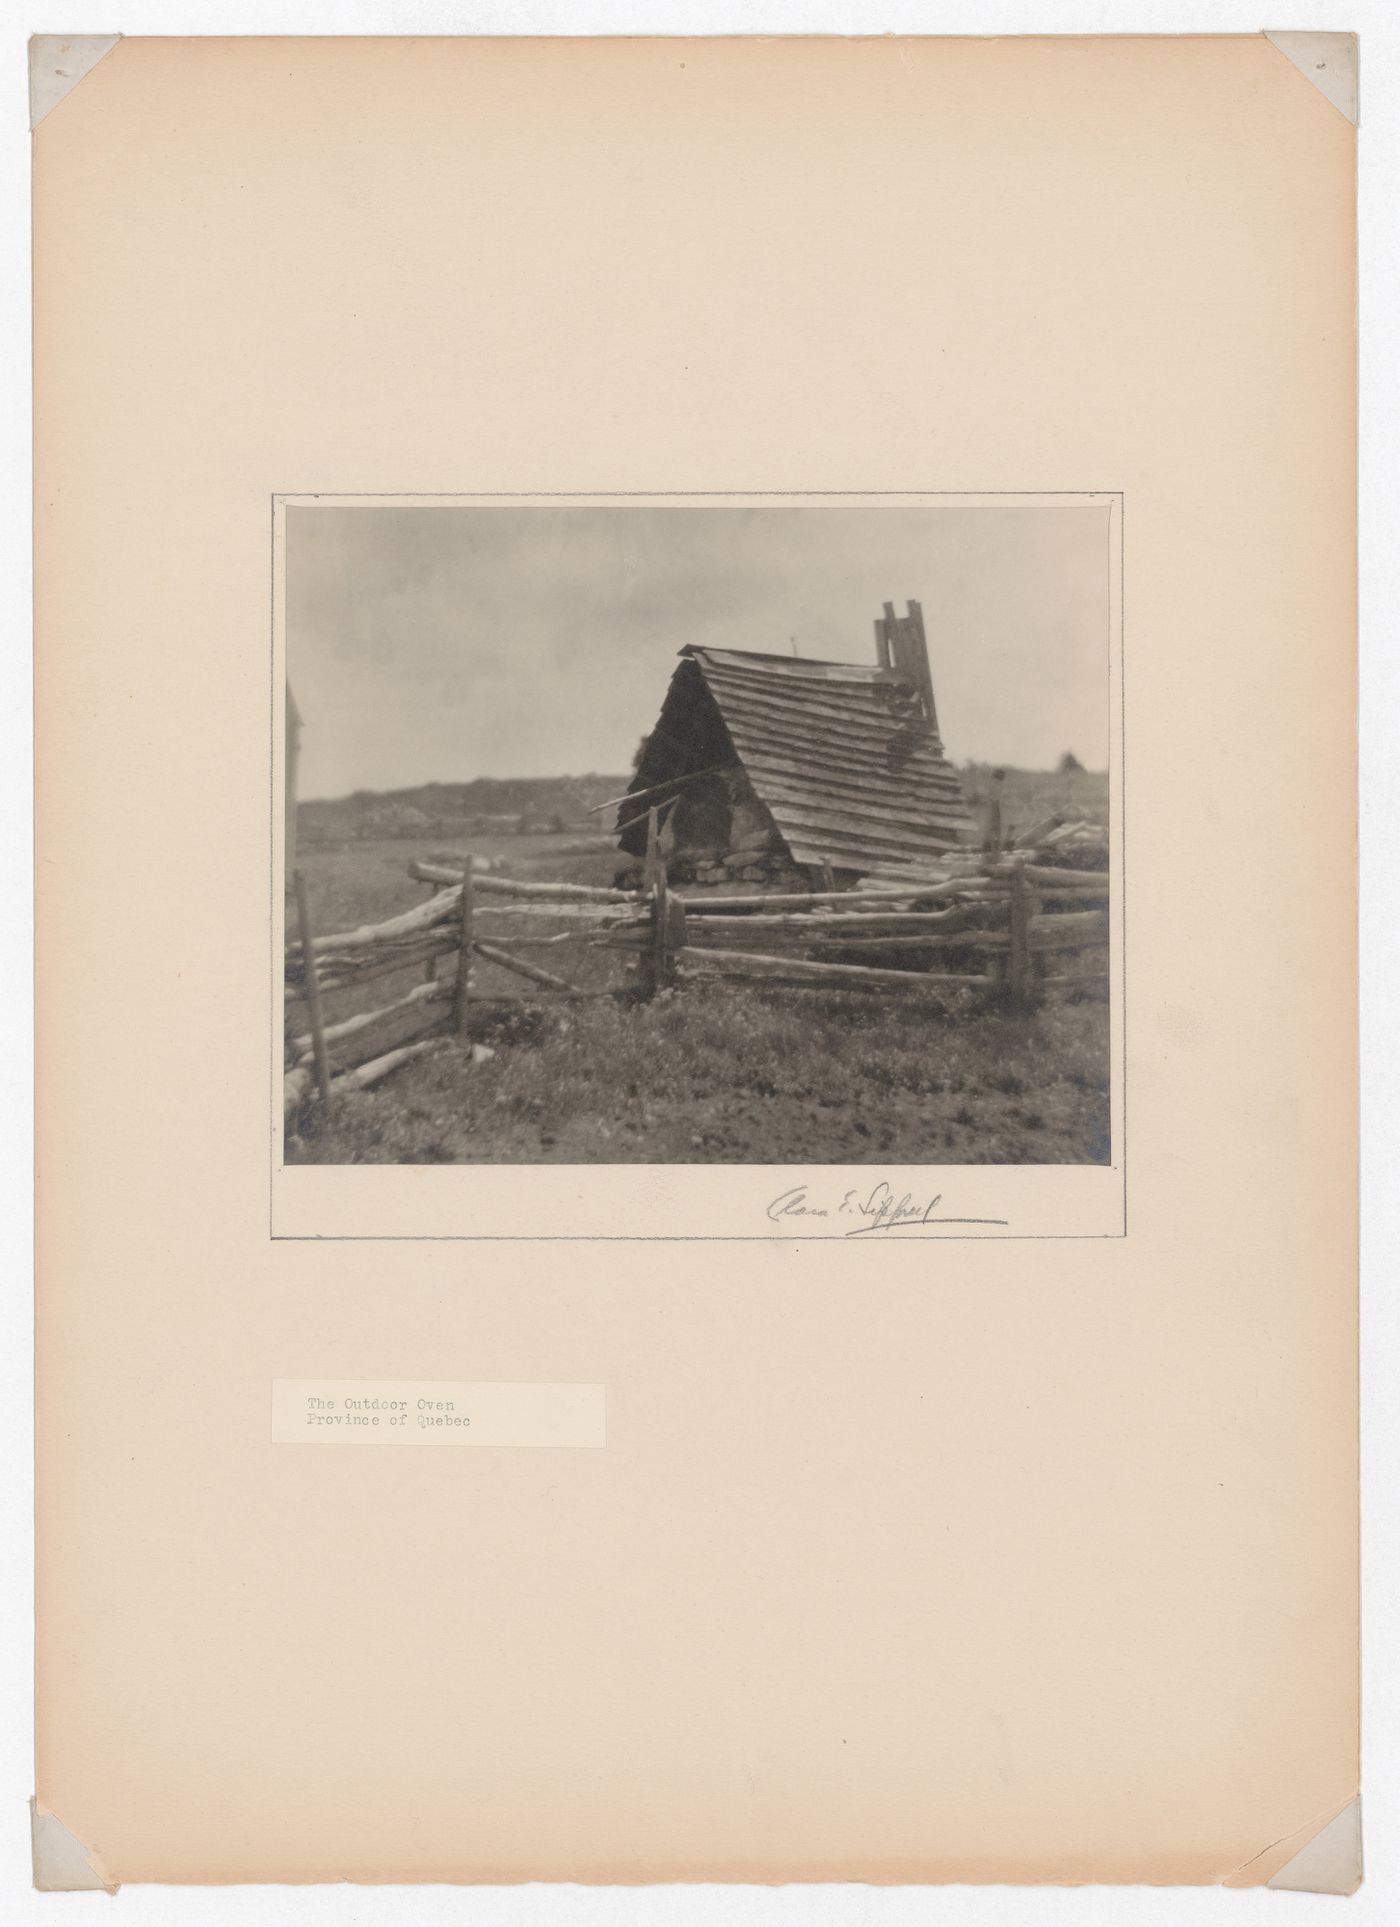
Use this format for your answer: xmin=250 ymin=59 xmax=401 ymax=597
xmin=279 ymin=496 xmax=1117 ymax=1170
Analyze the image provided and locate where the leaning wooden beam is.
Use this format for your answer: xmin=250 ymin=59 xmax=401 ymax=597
xmin=475 ymin=873 xmax=637 ymax=905
xmin=291 ymin=870 xmax=332 ymax=1104
xmin=586 ymin=763 xmax=730 ymax=816
xmin=330 ymin=1039 xmax=438 ymax=1095
xmin=290 ymin=978 xmax=450 ymax=1061
xmin=287 ymin=886 xmax=461 ymax=954
xmin=473 ymin=939 xmax=584 ymax=994
xmin=1010 ymin=813 xmax=1063 ymax=849
xmin=672 ymin=904 xmax=979 ymax=934
xmin=676 ymin=946 xmax=993 ymax=991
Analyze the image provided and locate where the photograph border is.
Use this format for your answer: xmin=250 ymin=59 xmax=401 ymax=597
xmin=269 ymin=489 xmax=1126 ymax=1243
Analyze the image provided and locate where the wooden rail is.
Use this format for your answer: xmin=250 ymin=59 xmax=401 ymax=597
xmin=285 ymin=834 xmax=1111 ymax=1134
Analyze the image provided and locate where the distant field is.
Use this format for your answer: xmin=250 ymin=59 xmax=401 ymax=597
xmin=286 ymin=789 xmax=1111 ymax=1167
xmin=959 ymin=765 xmax=1109 ymax=835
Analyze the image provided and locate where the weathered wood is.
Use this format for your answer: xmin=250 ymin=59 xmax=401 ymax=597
xmin=331 ymin=1039 xmax=437 ymax=1095
xmin=410 ymin=860 xmax=471 ymax=886
xmin=651 ymin=864 xmax=673 ymax=993
xmin=642 ymin=805 xmax=661 ymax=895
xmin=874 ymin=617 xmax=892 ymax=669
xmin=477 ymin=874 xmax=636 ymax=905
xmin=677 ymin=946 xmax=990 ymax=991
xmin=454 ymin=861 xmax=475 ymax=1034
xmin=296 ymin=934 xmax=460 ymax=995
xmin=999 ymin=862 xmax=1109 ymax=889
xmin=408 ymin=860 xmax=637 ymax=904
xmin=1007 ymin=860 xmax=1032 ymax=1004
xmin=673 ymin=903 xmax=979 ymax=934
xmin=292 ymin=870 xmax=333 ymax=1105
xmin=738 ymin=788 xmax=974 ymax=844
xmin=424 ymin=881 xmax=442 ymax=981
xmin=473 ymin=939 xmax=583 ymax=995
xmin=287 ymin=887 xmax=461 ymax=956
xmin=1028 ymin=909 xmax=1110 ymax=942
xmin=1010 ymin=813 xmax=1063 ymax=849
xmin=736 ymin=931 xmax=1009 ymax=955
xmin=680 ymin=881 xmax=974 ymax=913
xmin=723 ymin=707 xmax=970 ymax=783
xmin=291 ymin=978 xmax=450 ymax=1061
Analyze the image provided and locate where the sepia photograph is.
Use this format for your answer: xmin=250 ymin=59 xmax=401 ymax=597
xmin=281 ymin=497 xmax=1115 ymax=1169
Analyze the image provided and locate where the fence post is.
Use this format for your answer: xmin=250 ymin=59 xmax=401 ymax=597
xmin=292 ymin=868 xmax=332 ymax=1106
xmin=642 ymin=804 xmax=661 ymax=894
xmin=982 ymin=768 xmax=1005 ymax=855
xmin=424 ymin=880 xmax=442 ymax=981
xmin=1008 ymin=858 xmax=1032 ymax=1008
xmin=453 ymin=860 xmax=475 ymax=1035
xmin=651 ymin=860 xmax=686 ymax=993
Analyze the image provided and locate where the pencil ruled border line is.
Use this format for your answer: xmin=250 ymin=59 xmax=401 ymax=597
xmin=268 ymin=489 xmax=1127 ymax=1244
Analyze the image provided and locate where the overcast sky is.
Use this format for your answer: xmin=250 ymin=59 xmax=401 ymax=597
xmin=287 ymin=502 xmax=1111 ymax=798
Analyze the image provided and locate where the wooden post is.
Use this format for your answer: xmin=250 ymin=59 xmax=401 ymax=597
xmin=820 ymin=858 xmax=837 ymax=894
xmin=982 ymin=769 xmax=1005 ymax=855
xmin=454 ymin=862 xmax=475 ymax=1035
xmin=292 ymin=868 xmax=332 ymax=1106
xmin=1008 ymin=859 xmax=1032 ymax=1007
xmin=904 ymin=599 xmax=940 ymax=739
xmin=874 ymin=617 xmax=892 ymax=670
xmin=642 ymin=804 xmax=661 ymax=894
xmin=652 ymin=864 xmax=674 ymax=993
xmin=424 ymin=881 xmax=442 ymax=981
xmin=637 ymin=808 xmax=664 ymax=998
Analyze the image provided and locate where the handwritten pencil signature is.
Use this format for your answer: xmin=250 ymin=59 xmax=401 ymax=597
xmin=765 ymin=1182 xmax=1009 ymax=1235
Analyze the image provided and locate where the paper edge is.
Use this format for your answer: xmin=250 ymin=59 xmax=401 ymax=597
xmin=1263 ymin=1796 xmax=1363 ymax=1897
xmin=28 ymin=34 xmax=122 ymax=130
xmin=1263 ymin=31 xmax=1359 ymax=126
xmin=30 ymin=1799 xmax=120 ymax=1893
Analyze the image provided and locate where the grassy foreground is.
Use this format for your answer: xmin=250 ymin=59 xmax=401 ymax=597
xmin=294 ymin=983 xmax=1110 ymax=1166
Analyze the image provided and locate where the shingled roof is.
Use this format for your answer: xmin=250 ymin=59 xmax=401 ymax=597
xmin=620 ymin=644 xmax=974 ymax=878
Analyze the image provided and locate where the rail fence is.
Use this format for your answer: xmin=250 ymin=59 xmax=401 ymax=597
xmin=284 ymin=813 xmax=1109 ymax=1124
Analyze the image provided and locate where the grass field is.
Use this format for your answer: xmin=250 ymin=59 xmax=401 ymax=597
xmin=287 ymin=783 xmax=1111 ymax=1167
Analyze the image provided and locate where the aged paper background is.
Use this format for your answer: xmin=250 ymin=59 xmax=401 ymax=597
xmin=35 ymin=36 xmax=1356 ymax=1885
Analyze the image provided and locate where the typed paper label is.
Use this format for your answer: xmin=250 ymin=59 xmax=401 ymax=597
xmin=271 ymin=1379 xmax=605 ymax=1446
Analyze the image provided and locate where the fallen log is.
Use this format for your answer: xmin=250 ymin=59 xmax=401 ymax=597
xmin=290 ymin=978 xmax=450 ymax=1062
xmin=473 ymin=939 xmax=584 ymax=994
xmin=331 ymin=1038 xmax=438 ymax=1094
